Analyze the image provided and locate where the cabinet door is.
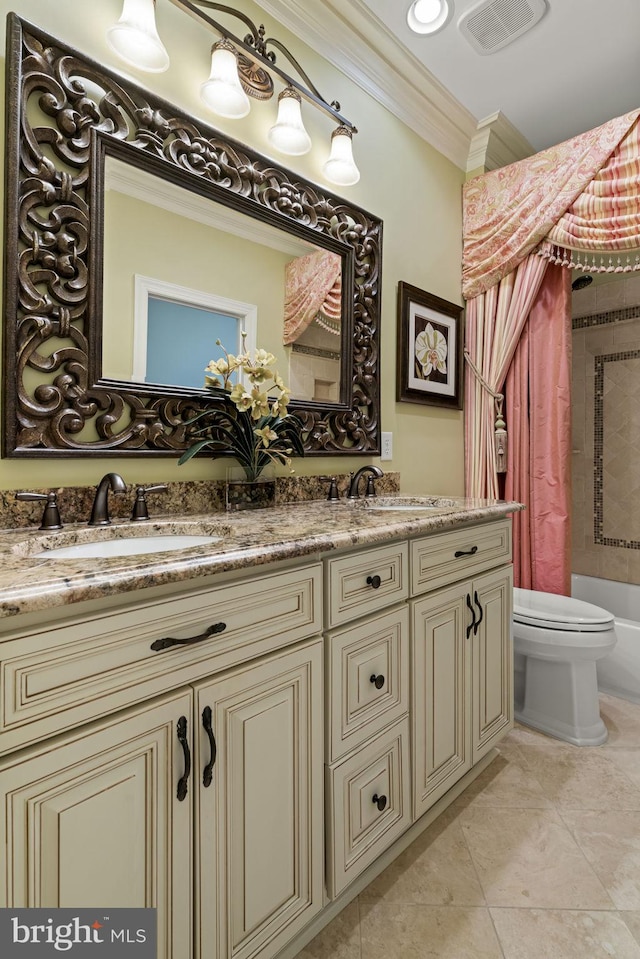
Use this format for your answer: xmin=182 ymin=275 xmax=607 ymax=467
xmin=325 ymin=717 xmax=411 ymax=898
xmin=412 ymin=584 xmax=472 ymax=820
xmin=471 ymin=565 xmax=514 ymax=762
xmin=0 ymin=690 xmax=193 ymax=959
xmin=326 ymin=605 xmax=410 ymax=763
xmin=195 ymin=639 xmax=323 ymax=959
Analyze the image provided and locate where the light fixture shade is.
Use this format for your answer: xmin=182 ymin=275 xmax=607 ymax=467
xmin=200 ymin=39 xmax=250 ymax=119
xmin=407 ymin=0 xmax=453 ymax=35
xmin=322 ymin=126 xmax=360 ymax=187
xmin=106 ymin=0 xmax=170 ymax=73
xmin=267 ymin=87 xmax=312 ymax=156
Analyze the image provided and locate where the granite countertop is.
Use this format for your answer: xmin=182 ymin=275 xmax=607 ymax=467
xmin=0 ymin=495 xmax=522 ymax=620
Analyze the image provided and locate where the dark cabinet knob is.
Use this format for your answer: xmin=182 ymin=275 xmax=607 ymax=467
xmin=366 ymin=574 xmax=382 ymax=589
xmin=372 ymin=793 xmax=387 ymax=812
xmin=370 ymin=673 xmax=385 ymax=690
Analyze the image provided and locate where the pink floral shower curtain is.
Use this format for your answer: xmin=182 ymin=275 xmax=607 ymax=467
xmin=463 ymin=109 xmax=640 ymax=592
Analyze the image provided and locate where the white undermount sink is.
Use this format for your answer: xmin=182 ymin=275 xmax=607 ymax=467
xmin=31 ymin=533 xmax=222 ymax=560
xmin=6 ymin=517 xmax=228 ymax=561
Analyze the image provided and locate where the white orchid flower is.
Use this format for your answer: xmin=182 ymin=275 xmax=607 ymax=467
xmin=415 ymin=323 xmax=447 ymax=377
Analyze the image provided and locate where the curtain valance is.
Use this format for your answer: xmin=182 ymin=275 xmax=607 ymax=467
xmin=462 ymin=109 xmax=640 ymax=299
xmin=282 ymin=250 xmax=342 ymax=345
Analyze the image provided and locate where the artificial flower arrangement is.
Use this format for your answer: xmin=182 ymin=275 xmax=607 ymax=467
xmin=178 ymin=334 xmax=304 ymax=482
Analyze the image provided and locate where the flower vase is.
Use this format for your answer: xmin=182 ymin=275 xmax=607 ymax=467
xmin=225 ymin=467 xmax=276 ymax=512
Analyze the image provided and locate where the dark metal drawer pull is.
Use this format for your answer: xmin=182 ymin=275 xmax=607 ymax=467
xmin=176 ymin=715 xmax=190 ymax=802
xmin=372 ymin=793 xmax=387 ymax=812
xmin=366 ymin=574 xmax=382 ymax=589
xmin=150 ymin=621 xmax=226 ymax=652
xmin=455 ymin=545 xmax=478 ymax=558
xmin=466 ymin=593 xmax=476 ymax=639
xmin=370 ymin=673 xmax=385 ymax=690
xmin=202 ymin=705 xmax=217 ymax=788
xmin=473 ymin=590 xmax=484 ymax=635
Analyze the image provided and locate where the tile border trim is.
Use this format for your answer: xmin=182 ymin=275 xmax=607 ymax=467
xmin=594 ymin=349 xmax=640 ymax=549
xmin=573 ymin=305 xmax=640 ymax=330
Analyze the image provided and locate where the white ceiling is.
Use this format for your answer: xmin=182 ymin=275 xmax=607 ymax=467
xmin=258 ymin=0 xmax=640 ymax=169
xmin=359 ymin=0 xmax=640 ymax=153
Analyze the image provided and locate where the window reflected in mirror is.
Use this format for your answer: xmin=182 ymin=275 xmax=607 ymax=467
xmin=137 ymin=287 xmax=256 ymax=391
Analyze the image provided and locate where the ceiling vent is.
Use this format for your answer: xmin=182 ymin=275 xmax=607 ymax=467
xmin=458 ymin=0 xmax=547 ymax=55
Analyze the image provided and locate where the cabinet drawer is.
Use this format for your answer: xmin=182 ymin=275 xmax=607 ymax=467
xmin=411 ymin=520 xmax=511 ymax=596
xmin=325 ymin=542 xmax=408 ymax=628
xmin=325 ymin=717 xmax=411 ymax=898
xmin=326 ymin=606 xmax=409 ymax=763
xmin=0 ymin=563 xmax=321 ymax=755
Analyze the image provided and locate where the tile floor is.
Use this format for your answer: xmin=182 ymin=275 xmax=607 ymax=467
xmin=299 ymin=694 xmax=640 ymax=959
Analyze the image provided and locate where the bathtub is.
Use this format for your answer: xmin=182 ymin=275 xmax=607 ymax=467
xmin=572 ymin=573 xmax=640 ymax=704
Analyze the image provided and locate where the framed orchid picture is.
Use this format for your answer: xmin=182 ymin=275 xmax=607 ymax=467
xmin=396 ymin=282 xmax=464 ymax=409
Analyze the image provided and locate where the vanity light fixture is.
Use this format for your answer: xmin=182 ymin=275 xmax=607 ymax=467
xmin=106 ymin=0 xmax=360 ymax=185
xmin=267 ymin=86 xmax=312 ymax=156
xmin=106 ymin=0 xmax=170 ymax=72
xmin=322 ymin=126 xmax=360 ymax=187
xmin=200 ymin=38 xmax=250 ymax=118
xmin=407 ymin=0 xmax=453 ymax=35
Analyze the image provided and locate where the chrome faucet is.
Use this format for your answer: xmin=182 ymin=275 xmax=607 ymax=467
xmin=346 ymin=465 xmax=384 ymax=499
xmin=89 ymin=473 xmax=127 ymax=526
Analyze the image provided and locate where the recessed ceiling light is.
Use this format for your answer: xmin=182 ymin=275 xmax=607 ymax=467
xmin=407 ymin=0 xmax=453 ymax=35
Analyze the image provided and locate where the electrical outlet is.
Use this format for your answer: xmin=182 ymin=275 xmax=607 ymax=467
xmin=381 ymin=432 xmax=393 ymax=461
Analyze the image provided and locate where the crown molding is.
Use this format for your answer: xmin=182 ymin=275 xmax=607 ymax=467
xmin=255 ymin=0 xmax=478 ymax=170
xmin=467 ymin=111 xmax=534 ymax=172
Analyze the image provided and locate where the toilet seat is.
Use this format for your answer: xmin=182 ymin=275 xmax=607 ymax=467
xmin=513 ymin=587 xmax=614 ymax=632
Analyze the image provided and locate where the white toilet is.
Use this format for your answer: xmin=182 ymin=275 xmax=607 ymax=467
xmin=512 ymin=588 xmax=617 ymax=746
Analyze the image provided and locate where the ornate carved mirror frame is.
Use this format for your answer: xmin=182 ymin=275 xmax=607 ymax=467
xmin=3 ymin=15 xmax=382 ymax=458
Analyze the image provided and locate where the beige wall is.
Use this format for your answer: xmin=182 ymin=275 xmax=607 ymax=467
xmin=0 ymin=0 xmax=465 ymax=495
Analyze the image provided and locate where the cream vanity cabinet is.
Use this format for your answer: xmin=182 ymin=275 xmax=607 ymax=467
xmin=323 ymin=542 xmax=412 ymax=898
xmin=0 ymin=512 xmax=514 ymax=959
xmin=321 ymin=519 xmax=513 ymax=898
xmin=411 ymin=520 xmax=514 ymax=818
xmin=0 ymin=562 xmax=324 ymax=959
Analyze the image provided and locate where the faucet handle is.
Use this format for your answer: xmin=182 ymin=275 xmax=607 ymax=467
xmin=131 ymin=484 xmax=168 ymax=521
xmin=327 ymin=477 xmax=340 ymax=501
xmin=15 ymin=491 xmax=63 ymax=530
xmin=365 ymin=475 xmax=377 ymax=497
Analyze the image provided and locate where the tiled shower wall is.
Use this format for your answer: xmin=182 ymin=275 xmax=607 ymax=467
xmin=572 ymin=274 xmax=640 ymax=585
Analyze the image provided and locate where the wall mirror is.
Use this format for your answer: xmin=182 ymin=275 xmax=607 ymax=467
xmin=3 ymin=15 xmax=382 ymax=458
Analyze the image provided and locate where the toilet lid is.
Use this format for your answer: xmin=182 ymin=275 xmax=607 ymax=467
xmin=513 ymin=588 xmax=615 ymax=631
